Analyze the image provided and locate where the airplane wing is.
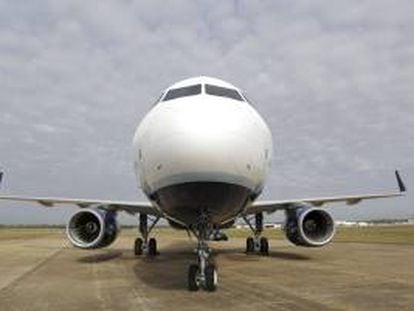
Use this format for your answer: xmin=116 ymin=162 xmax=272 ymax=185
xmin=244 ymin=170 xmax=406 ymax=215
xmin=0 ymin=194 xmax=161 ymax=216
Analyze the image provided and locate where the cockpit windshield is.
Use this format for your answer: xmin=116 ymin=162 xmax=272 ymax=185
xmin=162 ymin=84 xmax=202 ymax=101
xmin=205 ymin=84 xmax=244 ymax=101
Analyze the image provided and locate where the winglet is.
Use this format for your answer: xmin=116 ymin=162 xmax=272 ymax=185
xmin=0 ymin=171 xmax=3 ymax=189
xmin=395 ymin=170 xmax=406 ymax=192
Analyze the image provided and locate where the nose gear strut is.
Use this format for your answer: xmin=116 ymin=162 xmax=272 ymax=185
xmin=187 ymin=213 xmax=218 ymax=292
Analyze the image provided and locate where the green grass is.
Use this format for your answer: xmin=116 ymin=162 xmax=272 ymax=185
xmin=126 ymin=225 xmax=414 ymax=245
xmin=333 ymin=225 xmax=414 ymax=245
xmin=225 ymin=225 xmax=414 ymax=245
xmin=1 ymin=225 xmax=413 ymax=245
xmin=0 ymin=228 xmax=63 ymax=241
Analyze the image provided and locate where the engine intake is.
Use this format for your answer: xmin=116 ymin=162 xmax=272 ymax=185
xmin=66 ymin=208 xmax=119 ymax=249
xmin=284 ymin=206 xmax=335 ymax=247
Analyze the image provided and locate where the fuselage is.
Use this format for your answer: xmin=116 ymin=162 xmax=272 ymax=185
xmin=133 ymin=77 xmax=273 ymax=227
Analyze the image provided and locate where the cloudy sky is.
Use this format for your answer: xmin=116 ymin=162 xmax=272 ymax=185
xmin=0 ymin=0 xmax=413 ymax=224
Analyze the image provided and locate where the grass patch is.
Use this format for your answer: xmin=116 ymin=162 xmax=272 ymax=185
xmin=333 ymin=225 xmax=414 ymax=245
xmin=0 ymin=228 xmax=63 ymax=241
xmin=1 ymin=225 xmax=413 ymax=245
xmin=224 ymin=225 xmax=414 ymax=245
xmin=123 ymin=225 xmax=414 ymax=245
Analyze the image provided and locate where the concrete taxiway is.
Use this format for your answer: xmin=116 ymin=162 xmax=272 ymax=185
xmin=0 ymin=229 xmax=413 ymax=310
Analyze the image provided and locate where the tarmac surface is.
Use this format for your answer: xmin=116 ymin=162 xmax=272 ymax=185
xmin=0 ymin=231 xmax=413 ymax=310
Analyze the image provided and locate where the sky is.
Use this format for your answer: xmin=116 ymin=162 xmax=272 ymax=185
xmin=0 ymin=0 xmax=413 ymax=224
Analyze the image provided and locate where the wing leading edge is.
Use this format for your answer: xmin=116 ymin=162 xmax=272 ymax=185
xmin=245 ymin=170 xmax=406 ymax=215
xmin=0 ymin=169 xmax=159 ymax=215
xmin=0 ymin=194 xmax=161 ymax=216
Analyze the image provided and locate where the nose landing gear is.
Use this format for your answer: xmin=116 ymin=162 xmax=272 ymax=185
xmin=188 ymin=240 xmax=218 ymax=292
xmin=188 ymin=215 xmax=218 ymax=292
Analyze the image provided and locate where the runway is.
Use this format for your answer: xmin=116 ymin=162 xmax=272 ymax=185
xmin=0 ymin=229 xmax=413 ymax=310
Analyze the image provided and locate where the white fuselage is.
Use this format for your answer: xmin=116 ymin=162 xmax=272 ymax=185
xmin=132 ymin=77 xmax=273 ymax=226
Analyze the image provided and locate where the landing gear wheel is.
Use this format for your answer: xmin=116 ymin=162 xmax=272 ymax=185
xmin=134 ymin=238 xmax=143 ymax=256
xmin=148 ymin=238 xmax=157 ymax=256
xmin=246 ymin=237 xmax=254 ymax=253
xmin=204 ymin=264 xmax=218 ymax=292
xmin=260 ymin=237 xmax=269 ymax=255
xmin=188 ymin=264 xmax=199 ymax=291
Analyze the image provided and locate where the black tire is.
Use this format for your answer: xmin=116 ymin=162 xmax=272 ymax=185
xmin=134 ymin=238 xmax=143 ymax=256
xmin=205 ymin=264 xmax=217 ymax=292
xmin=260 ymin=237 xmax=269 ymax=255
xmin=246 ymin=237 xmax=254 ymax=253
xmin=148 ymin=238 xmax=157 ymax=256
xmin=188 ymin=264 xmax=199 ymax=291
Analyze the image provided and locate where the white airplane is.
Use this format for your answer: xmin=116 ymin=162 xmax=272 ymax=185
xmin=0 ymin=77 xmax=406 ymax=291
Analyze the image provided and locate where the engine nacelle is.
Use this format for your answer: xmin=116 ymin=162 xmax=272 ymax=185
xmin=284 ymin=206 xmax=335 ymax=247
xmin=66 ymin=208 xmax=119 ymax=249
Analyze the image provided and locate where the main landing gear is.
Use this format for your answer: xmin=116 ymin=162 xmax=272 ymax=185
xmin=243 ymin=213 xmax=269 ymax=255
xmin=187 ymin=216 xmax=218 ymax=292
xmin=134 ymin=214 xmax=160 ymax=256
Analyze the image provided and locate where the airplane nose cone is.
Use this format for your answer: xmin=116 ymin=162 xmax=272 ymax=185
xmin=134 ymin=97 xmax=272 ymax=192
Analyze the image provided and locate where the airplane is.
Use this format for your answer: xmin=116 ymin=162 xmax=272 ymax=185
xmin=0 ymin=76 xmax=406 ymax=291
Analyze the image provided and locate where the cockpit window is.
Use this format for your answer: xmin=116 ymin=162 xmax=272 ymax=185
xmin=163 ymin=84 xmax=202 ymax=101
xmin=205 ymin=84 xmax=244 ymax=101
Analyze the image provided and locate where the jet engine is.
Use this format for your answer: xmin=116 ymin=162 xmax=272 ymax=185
xmin=66 ymin=208 xmax=119 ymax=249
xmin=284 ymin=206 xmax=335 ymax=247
